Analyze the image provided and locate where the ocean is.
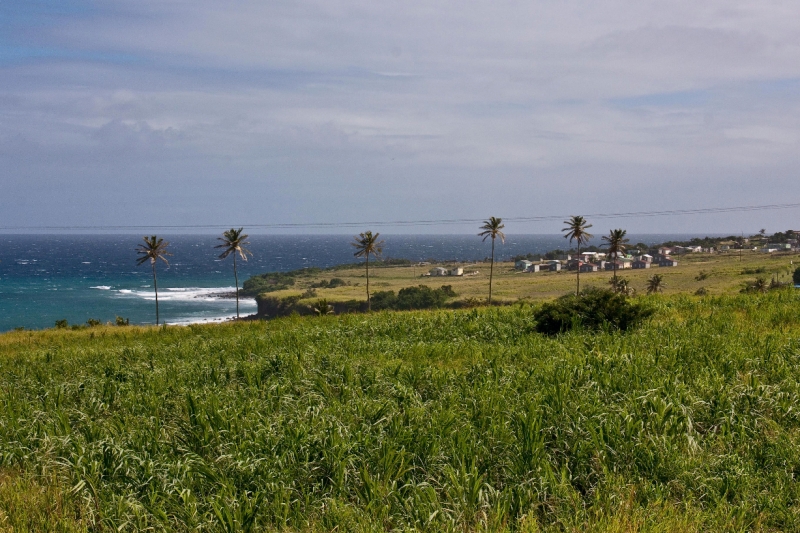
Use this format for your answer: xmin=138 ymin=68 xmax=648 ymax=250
xmin=0 ymin=233 xmax=702 ymax=331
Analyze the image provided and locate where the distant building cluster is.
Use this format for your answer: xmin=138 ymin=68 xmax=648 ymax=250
xmin=514 ymin=250 xmax=677 ymax=273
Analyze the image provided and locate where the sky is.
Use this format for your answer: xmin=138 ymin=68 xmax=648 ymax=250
xmin=1 ymin=0 xmax=799 ymax=234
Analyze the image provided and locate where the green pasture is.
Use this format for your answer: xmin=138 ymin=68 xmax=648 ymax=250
xmin=2 ymin=290 xmax=800 ymax=531
xmin=260 ymin=251 xmax=799 ymax=307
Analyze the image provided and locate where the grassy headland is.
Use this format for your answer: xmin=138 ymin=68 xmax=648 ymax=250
xmin=2 ymin=290 xmax=800 ymax=530
xmin=246 ymin=250 xmax=798 ymax=317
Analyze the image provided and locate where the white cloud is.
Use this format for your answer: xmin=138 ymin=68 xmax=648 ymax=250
xmin=1 ymin=0 xmax=799 ymax=232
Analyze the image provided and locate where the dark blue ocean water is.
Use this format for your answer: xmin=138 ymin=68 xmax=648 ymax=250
xmin=0 ymin=234 xmax=698 ymax=331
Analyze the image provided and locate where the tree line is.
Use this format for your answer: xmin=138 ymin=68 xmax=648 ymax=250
xmin=138 ymin=215 xmax=667 ymax=325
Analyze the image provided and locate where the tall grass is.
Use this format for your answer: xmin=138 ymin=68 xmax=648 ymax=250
xmin=1 ymin=291 xmax=800 ymax=531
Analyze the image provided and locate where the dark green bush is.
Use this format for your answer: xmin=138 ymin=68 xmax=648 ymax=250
xmin=241 ymin=272 xmax=296 ymax=296
xmin=533 ymin=288 xmax=653 ymax=335
xmin=794 ymin=266 xmax=800 ymax=285
xmin=372 ymin=285 xmax=456 ymax=311
xmin=54 ymin=319 xmax=68 ymax=329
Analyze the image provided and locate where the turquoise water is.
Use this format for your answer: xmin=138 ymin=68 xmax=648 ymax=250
xmin=0 ymin=233 xmax=699 ymax=331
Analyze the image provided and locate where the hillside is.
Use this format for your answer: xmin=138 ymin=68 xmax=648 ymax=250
xmin=2 ymin=291 xmax=800 ymax=531
xmin=247 ymin=250 xmax=798 ymax=315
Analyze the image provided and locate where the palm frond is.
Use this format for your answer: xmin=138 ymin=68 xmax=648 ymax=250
xmin=215 ymin=227 xmax=253 ymax=261
xmin=135 ymin=235 xmax=171 ymax=266
xmin=478 ymin=217 xmax=505 ymax=243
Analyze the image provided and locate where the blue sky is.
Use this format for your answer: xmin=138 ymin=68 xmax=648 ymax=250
xmin=1 ymin=0 xmax=799 ymax=233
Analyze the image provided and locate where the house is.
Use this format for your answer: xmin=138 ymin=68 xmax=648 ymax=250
xmin=450 ymin=267 xmax=464 ymax=276
xmin=429 ymin=267 xmax=448 ymax=276
xmin=580 ymin=252 xmax=598 ymax=261
xmin=658 ymin=247 xmax=672 ymax=256
xmin=515 ymin=260 xmax=533 ymax=271
xmin=636 ymin=254 xmax=653 ymax=263
xmin=605 ymin=259 xmax=631 ymax=270
xmin=632 ymin=260 xmax=651 ymax=269
xmin=659 ymin=257 xmax=678 ymax=267
xmin=527 ymin=264 xmax=542 ymax=273
xmin=566 ymin=259 xmax=581 ymax=271
xmin=579 ymin=263 xmax=598 ymax=273
xmin=547 ymin=261 xmax=562 ymax=272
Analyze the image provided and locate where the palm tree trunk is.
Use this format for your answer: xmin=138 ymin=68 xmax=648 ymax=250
xmin=613 ymin=259 xmax=618 ymax=291
xmin=576 ymin=244 xmax=581 ymax=296
xmin=489 ymin=237 xmax=495 ymax=303
xmin=233 ymin=254 xmax=239 ymax=319
xmin=366 ymin=254 xmax=370 ymax=312
xmin=152 ymin=262 xmax=159 ymax=326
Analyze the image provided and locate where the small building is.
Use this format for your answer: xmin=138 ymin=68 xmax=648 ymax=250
xmin=547 ymin=261 xmax=562 ymax=272
xmin=579 ymin=263 xmax=598 ymax=273
xmin=635 ymin=254 xmax=653 ymax=263
xmin=515 ymin=260 xmax=533 ymax=271
xmin=450 ymin=267 xmax=464 ymax=276
xmin=632 ymin=260 xmax=651 ymax=269
xmin=527 ymin=264 xmax=542 ymax=273
xmin=580 ymin=252 xmax=598 ymax=261
xmin=605 ymin=259 xmax=632 ymax=270
xmin=658 ymin=247 xmax=672 ymax=256
xmin=429 ymin=267 xmax=448 ymax=276
xmin=720 ymin=245 xmax=731 ymax=252
xmin=566 ymin=259 xmax=581 ymax=271
xmin=762 ymin=247 xmax=778 ymax=253
xmin=659 ymin=257 xmax=678 ymax=267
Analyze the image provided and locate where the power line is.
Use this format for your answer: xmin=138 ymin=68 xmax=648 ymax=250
xmin=1 ymin=201 xmax=798 ymax=231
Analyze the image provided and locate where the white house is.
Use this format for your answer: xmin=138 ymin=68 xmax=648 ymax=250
xmin=430 ymin=267 xmax=448 ymax=276
xmin=515 ymin=260 xmax=533 ymax=271
xmin=450 ymin=267 xmax=464 ymax=276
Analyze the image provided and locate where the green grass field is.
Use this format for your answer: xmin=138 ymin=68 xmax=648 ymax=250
xmin=261 ymin=251 xmax=798 ymax=308
xmin=2 ymin=289 xmax=800 ymax=531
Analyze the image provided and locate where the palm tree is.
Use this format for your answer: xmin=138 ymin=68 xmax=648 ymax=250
xmin=562 ymin=215 xmax=593 ymax=296
xmin=136 ymin=235 xmax=172 ymax=325
xmin=215 ymin=228 xmax=253 ymax=319
xmin=478 ymin=217 xmax=506 ymax=304
xmin=601 ymin=228 xmax=629 ymax=290
xmin=352 ymin=231 xmax=384 ymax=311
xmin=311 ymin=299 xmax=335 ymax=316
xmin=646 ymin=274 xmax=665 ymax=295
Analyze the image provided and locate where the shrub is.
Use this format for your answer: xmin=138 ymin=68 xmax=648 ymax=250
xmin=794 ymin=266 xmax=800 ymax=285
xmin=694 ymin=287 xmax=708 ymax=296
xmin=439 ymin=285 xmax=457 ymax=297
xmin=241 ymin=272 xmax=296 ymax=296
xmin=310 ymin=278 xmax=348 ymax=289
xmin=372 ymin=285 xmax=456 ymax=311
xmin=54 ymin=319 xmax=68 ymax=329
xmin=395 ymin=285 xmax=448 ymax=310
xmin=533 ymin=288 xmax=653 ymax=335
xmin=301 ymin=288 xmax=318 ymax=299
xmin=370 ymin=290 xmax=398 ymax=311
xmin=86 ymin=318 xmax=101 ymax=327
xmin=115 ymin=316 xmax=129 ymax=326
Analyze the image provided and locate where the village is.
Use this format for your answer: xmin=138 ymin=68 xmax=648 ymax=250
xmin=421 ymin=236 xmax=800 ymax=278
